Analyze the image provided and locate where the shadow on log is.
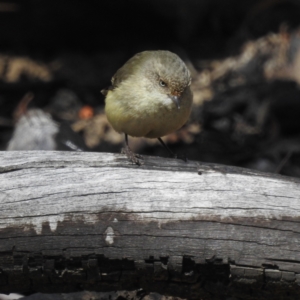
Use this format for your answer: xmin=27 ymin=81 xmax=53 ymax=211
xmin=0 ymin=151 xmax=300 ymax=299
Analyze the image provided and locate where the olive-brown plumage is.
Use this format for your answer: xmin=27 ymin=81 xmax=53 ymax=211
xmin=102 ymin=50 xmax=193 ymax=162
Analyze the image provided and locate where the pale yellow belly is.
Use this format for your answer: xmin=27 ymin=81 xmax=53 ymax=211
xmin=105 ymin=90 xmax=192 ymax=138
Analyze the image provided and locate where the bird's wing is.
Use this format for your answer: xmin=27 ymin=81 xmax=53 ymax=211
xmin=100 ymin=85 xmax=113 ymax=96
xmin=100 ymin=65 xmax=131 ymax=96
xmin=101 ymin=52 xmax=147 ymax=96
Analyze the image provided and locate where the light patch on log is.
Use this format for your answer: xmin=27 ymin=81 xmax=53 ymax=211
xmin=105 ymin=226 xmax=115 ymax=245
xmin=20 ymin=215 xmax=65 ymax=235
xmin=49 ymin=215 xmax=65 ymax=232
xmin=0 ymin=213 xmax=99 ymax=235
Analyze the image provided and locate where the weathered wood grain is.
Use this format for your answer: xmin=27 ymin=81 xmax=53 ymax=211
xmin=0 ymin=151 xmax=300 ymax=299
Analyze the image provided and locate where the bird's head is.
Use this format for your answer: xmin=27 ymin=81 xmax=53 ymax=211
xmin=143 ymin=51 xmax=192 ymax=109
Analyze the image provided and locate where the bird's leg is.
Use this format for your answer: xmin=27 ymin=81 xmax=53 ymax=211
xmin=121 ymin=134 xmax=143 ymax=165
xmin=158 ymin=137 xmax=175 ymax=157
xmin=157 ymin=137 xmax=187 ymax=162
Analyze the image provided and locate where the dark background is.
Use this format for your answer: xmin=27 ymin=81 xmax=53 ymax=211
xmin=1 ymin=0 xmax=300 ymax=176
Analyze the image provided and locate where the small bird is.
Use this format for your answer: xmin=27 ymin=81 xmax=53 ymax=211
xmin=102 ymin=50 xmax=193 ymax=164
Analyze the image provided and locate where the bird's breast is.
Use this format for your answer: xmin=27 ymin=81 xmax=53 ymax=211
xmin=105 ymin=83 xmax=192 ymax=138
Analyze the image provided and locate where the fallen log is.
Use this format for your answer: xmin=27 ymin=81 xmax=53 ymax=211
xmin=0 ymin=151 xmax=300 ymax=299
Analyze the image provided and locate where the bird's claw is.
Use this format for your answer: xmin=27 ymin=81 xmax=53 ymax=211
xmin=172 ymin=153 xmax=188 ymax=162
xmin=121 ymin=145 xmax=144 ymax=166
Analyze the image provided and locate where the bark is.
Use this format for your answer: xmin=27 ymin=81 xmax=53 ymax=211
xmin=0 ymin=151 xmax=300 ymax=299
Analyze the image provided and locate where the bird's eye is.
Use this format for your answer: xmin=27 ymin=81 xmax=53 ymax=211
xmin=159 ymin=80 xmax=167 ymax=87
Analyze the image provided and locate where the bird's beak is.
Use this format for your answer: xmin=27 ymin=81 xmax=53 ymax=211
xmin=169 ymin=95 xmax=181 ymax=109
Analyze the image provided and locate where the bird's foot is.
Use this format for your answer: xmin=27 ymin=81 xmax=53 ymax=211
xmin=157 ymin=138 xmax=187 ymax=162
xmin=121 ymin=145 xmax=144 ymax=166
xmin=172 ymin=153 xmax=188 ymax=162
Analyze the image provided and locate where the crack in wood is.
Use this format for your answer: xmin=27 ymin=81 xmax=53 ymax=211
xmin=0 ymin=168 xmax=23 ymax=174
